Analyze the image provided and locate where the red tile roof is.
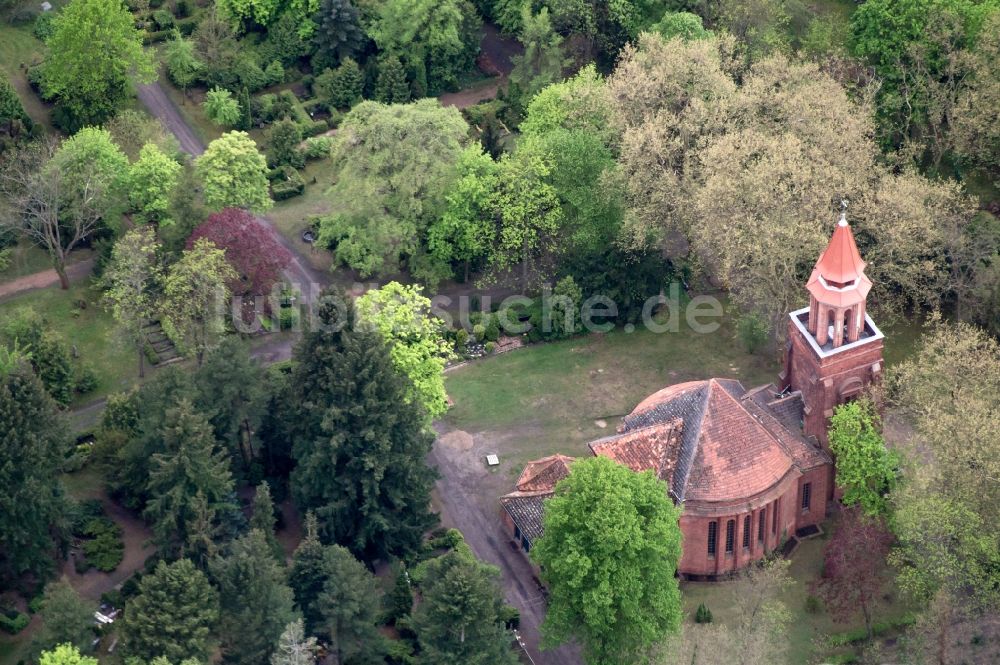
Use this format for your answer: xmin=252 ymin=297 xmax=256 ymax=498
xmin=815 ymin=219 xmax=866 ymax=284
xmin=590 ymin=418 xmax=683 ymax=483
xmin=515 ymin=454 xmax=574 ymax=493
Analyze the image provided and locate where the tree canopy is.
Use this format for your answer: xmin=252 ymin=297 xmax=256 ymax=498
xmin=533 ymin=456 xmax=683 ymax=664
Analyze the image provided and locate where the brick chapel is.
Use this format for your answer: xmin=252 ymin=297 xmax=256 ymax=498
xmin=501 ymin=212 xmax=886 ymax=578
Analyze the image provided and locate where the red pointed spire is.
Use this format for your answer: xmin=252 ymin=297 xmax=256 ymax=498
xmin=814 ymin=211 xmax=866 ymax=285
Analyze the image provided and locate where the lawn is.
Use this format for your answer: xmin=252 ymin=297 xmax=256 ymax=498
xmin=0 ymin=9 xmax=55 ymax=133
xmin=0 ymin=242 xmax=92 ymax=281
xmin=0 ymin=282 xmax=139 ymax=407
xmin=680 ymin=513 xmax=916 ymax=664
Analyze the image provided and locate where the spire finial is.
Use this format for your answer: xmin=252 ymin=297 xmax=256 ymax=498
xmin=838 ymin=199 xmax=849 ymax=227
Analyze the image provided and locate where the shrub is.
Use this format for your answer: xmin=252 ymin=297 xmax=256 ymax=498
xmin=826 ymin=614 xmax=916 ymax=646
xmin=74 ymin=362 xmax=98 ymax=394
xmin=499 ymin=604 xmax=520 ymax=629
xmin=143 ymin=29 xmax=172 ymax=44
xmin=472 ymin=323 xmax=486 ymax=341
xmin=302 ymin=136 xmax=333 ymax=160
xmin=100 ymin=589 xmax=123 ymax=609
xmin=0 ymin=613 xmax=29 ymax=634
xmin=174 ymin=0 xmax=192 ymax=17
xmin=298 ymin=119 xmax=328 ymax=138
xmin=28 ymin=595 xmax=45 ymax=615
xmin=33 ymin=12 xmax=56 ymax=40
xmin=805 ymin=594 xmax=822 ymax=614
xmin=152 ymin=8 xmax=174 ymax=29
xmin=203 ymin=87 xmax=242 ymax=127
xmin=484 ymin=341 xmax=496 ymax=354
xmin=278 ymin=306 xmax=298 ymax=330
xmin=736 ymin=312 xmax=769 ymax=354
xmin=271 ymin=166 xmax=305 ymax=200
xmin=73 ymin=554 xmax=90 ymax=574
xmin=695 ymin=603 xmax=713 ymax=624
xmin=82 ymin=518 xmax=124 ymax=572
xmin=264 ymin=60 xmax=285 ymax=87
xmin=454 ymin=328 xmax=469 ymax=350
xmin=483 ymin=314 xmax=500 ymax=342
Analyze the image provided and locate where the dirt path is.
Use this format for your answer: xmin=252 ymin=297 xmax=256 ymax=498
xmin=0 ymin=259 xmax=94 ymax=301
xmin=430 ymin=426 xmax=582 ymax=665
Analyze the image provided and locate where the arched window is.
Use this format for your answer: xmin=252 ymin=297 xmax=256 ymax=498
xmin=725 ymin=520 xmax=735 ymax=554
xmin=743 ymin=515 xmax=751 ymax=549
xmin=707 ymin=521 xmax=717 ymax=557
xmin=758 ymin=508 xmax=765 ymax=543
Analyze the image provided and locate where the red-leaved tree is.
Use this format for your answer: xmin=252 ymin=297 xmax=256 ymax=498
xmin=814 ymin=507 xmax=894 ymax=640
xmin=188 ymin=208 xmax=292 ymax=296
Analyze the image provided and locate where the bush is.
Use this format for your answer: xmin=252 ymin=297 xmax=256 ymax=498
xmin=73 ymin=554 xmax=90 ymax=574
xmin=302 ymin=136 xmax=333 ymax=160
xmin=152 ymin=8 xmax=174 ymax=29
xmin=278 ymin=306 xmax=298 ymax=330
xmin=33 ymin=12 xmax=56 ymax=40
xmin=298 ymin=119 xmax=328 ymax=138
xmin=736 ymin=312 xmax=769 ymax=355
xmin=694 ymin=603 xmax=713 ymax=624
xmin=271 ymin=166 xmax=305 ymax=200
xmin=483 ymin=315 xmax=500 ymax=342
xmin=826 ymin=614 xmax=916 ymax=646
xmin=100 ymin=589 xmax=123 ymax=609
xmin=74 ymin=362 xmax=98 ymax=394
xmin=143 ymin=29 xmax=172 ymax=44
xmin=472 ymin=323 xmax=486 ymax=341
xmin=0 ymin=613 xmax=29 ymax=634
xmin=28 ymin=595 xmax=45 ymax=615
xmin=264 ymin=60 xmax=285 ymax=87
xmin=484 ymin=341 xmax=496 ymax=354
xmin=82 ymin=518 xmax=124 ymax=572
xmin=804 ymin=594 xmax=822 ymax=614
xmin=454 ymin=327 xmax=469 ymax=350
xmin=499 ymin=604 xmax=520 ymax=629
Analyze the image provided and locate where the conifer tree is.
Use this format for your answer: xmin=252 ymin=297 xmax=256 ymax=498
xmin=144 ymin=399 xmax=236 ymax=557
xmin=374 ymin=56 xmax=410 ymax=104
xmin=211 ymin=530 xmax=296 ymax=665
xmin=317 ymin=545 xmax=384 ymax=663
xmin=271 ymin=619 xmax=318 ymax=665
xmin=288 ymin=293 xmax=438 ymax=559
xmin=123 ymin=559 xmax=219 ymax=663
xmin=250 ymin=481 xmax=283 ymax=559
xmin=30 ymin=581 xmax=93 ymax=657
xmin=0 ymin=362 xmax=67 ymax=582
xmin=411 ymin=550 xmax=519 ymax=665
xmin=288 ymin=513 xmax=326 ymax=634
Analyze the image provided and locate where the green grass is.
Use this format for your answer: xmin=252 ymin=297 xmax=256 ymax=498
xmin=680 ymin=518 xmax=915 ymax=664
xmin=155 ymin=66 xmax=224 ymax=147
xmin=0 ymin=18 xmax=53 ymax=132
xmin=266 ymin=157 xmax=341 ymax=273
xmin=0 ymin=282 xmax=140 ymax=406
xmin=0 ymin=242 xmax=92 ymax=281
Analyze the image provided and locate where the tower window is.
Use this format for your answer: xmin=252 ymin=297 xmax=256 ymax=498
xmin=801 ymin=482 xmax=812 ymax=512
xmin=707 ymin=521 xmax=717 ymax=557
xmin=758 ymin=508 xmax=765 ymax=543
xmin=725 ymin=520 xmax=735 ymax=554
xmin=743 ymin=516 xmax=751 ymax=549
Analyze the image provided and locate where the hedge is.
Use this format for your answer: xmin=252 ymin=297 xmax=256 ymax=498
xmin=298 ymin=119 xmax=328 ymax=138
xmin=271 ymin=166 xmax=305 ymax=200
xmin=0 ymin=613 xmax=29 ymax=635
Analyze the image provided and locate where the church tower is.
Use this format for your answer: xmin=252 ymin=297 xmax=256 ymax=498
xmin=779 ymin=206 xmax=885 ymax=450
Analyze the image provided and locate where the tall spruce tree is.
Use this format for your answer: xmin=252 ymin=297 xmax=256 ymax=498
xmin=30 ymin=581 xmax=94 ymax=658
xmin=250 ymin=480 xmax=283 ymax=559
xmin=211 ymin=530 xmax=296 ymax=665
xmin=144 ymin=399 xmax=236 ymax=557
xmin=289 ymin=513 xmax=326 ymax=634
xmin=0 ymin=362 xmax=67 ymax=583
xmin=411 ymin=550 xmax=519 ymax=665
xmin=123 ymin=559 xmax=219 ymax=663
xmin=317 ymin=545 xmax=384 ymax=663
xmin=288 ymin=293 xmax=438 ymax=559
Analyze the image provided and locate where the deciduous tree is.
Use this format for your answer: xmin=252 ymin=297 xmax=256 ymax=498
xmin=815 ymin=508 xmax=894 ymax=640
xmin=39 ymin=645 xmax=97 ymax=665
xmin=123 ymin=559 xmax=220 ymax=663
xmin=187 ymin=208 xmax=291 ymax=297
xmin=271 ymin=619 xmax=318 ymax=665
xmin=164 ymin=31 xmax=204 ymax=98
xmin=318 ymin=100 xmax=468 ymax=277
xmin=102 ymin=226 xmax=162 ymax=378
xmin=127 ymin=143 xmax=182 ymax=224
xmin=355 ymin=282 xmax=454 ymax=419
xmin=828 ymin=400 xmax=898 ymax=517
xmin=533 ymin=456 xmax=683 ymax=664
xmin=160 ymin=238 xmax=237 ymax=365
xmin=195 ymin=132 xmax=272 ymax=213
xmin=40 ymin=0 xmax=155 ymax=130
xmin=204 ymin=88 xmax=243 ymax=127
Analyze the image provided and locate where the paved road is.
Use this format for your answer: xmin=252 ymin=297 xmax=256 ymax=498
xmin=431 ymin=428 xmax=582 ymax=665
